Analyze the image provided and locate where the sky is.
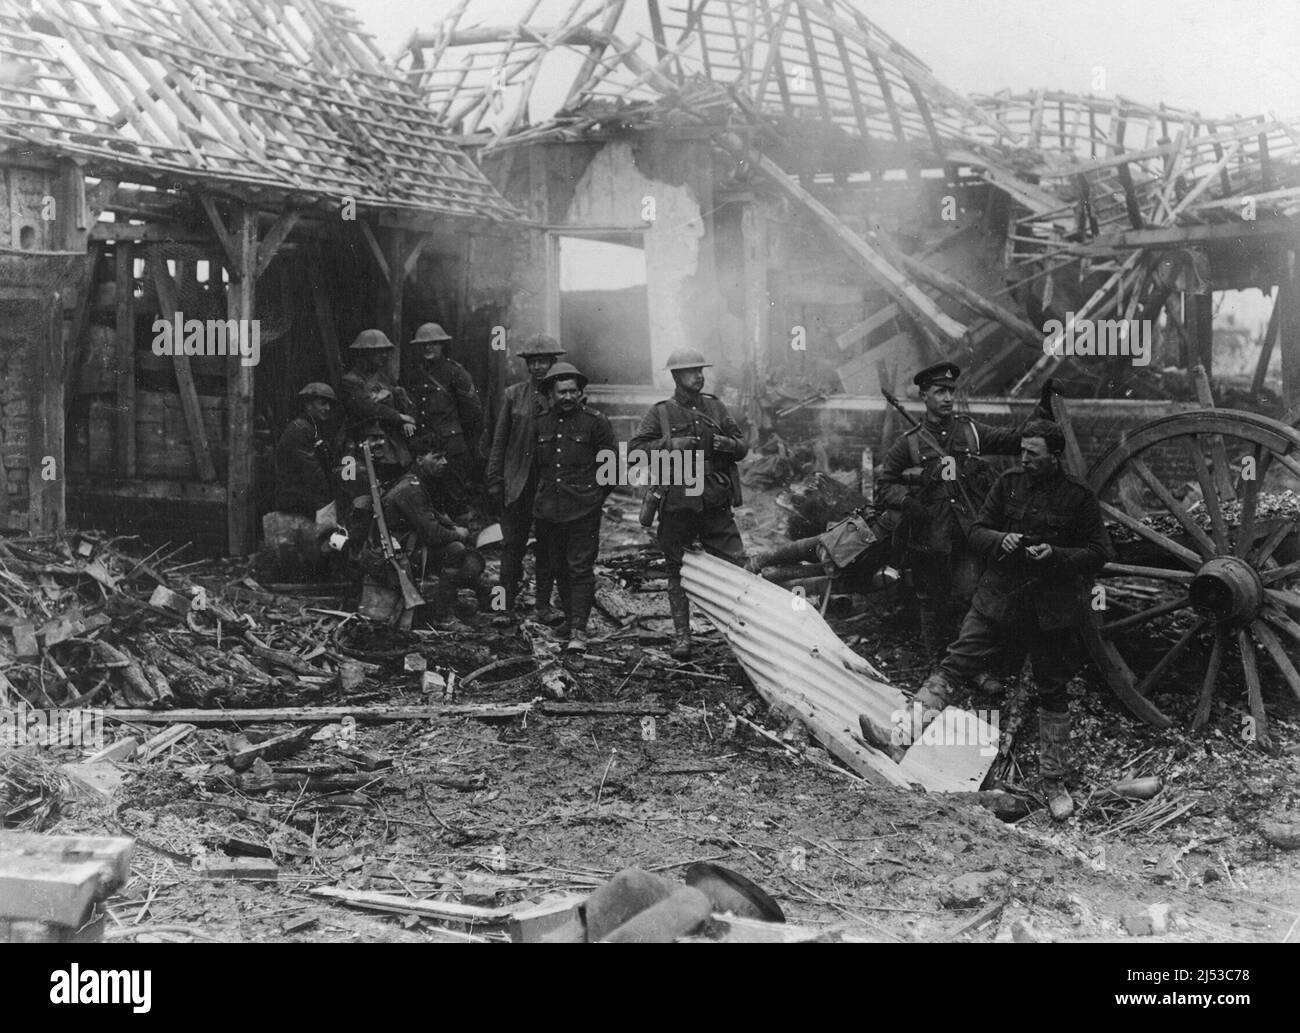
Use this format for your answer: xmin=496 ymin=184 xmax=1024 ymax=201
xmin=350 ymin=0 xmax=1300 ymax=120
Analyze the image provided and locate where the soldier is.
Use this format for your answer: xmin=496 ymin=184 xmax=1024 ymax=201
xmin=878 ymin=419 xmax=1113 ymax=820
xmin=876 ymin=362 xmax=1054 ymax=671
xmin=383 ymin=440 xmax=487 ymax=626
xmin=486 ymin=333 xmax=566 ymax=621
xmin=339 ymin=329 xmax=416 ymax=469
xmin=628 ymin=349 xmax=748 ymax=660
xmin=531 ymin=362 xmax=616 ymax=653
xmin=405 ymin=322 xmax=482 ymax=519
xmin=273 ymin=382 xmax=339 ymax=519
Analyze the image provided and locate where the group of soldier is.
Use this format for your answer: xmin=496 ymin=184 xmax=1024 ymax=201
xmin=274 ymin=333 xmax=1111 ymax=819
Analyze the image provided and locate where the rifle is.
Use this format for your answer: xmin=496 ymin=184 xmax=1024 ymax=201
xmin=881 ymin=389 xmax=982 ymax=532
xmin=361 ymin=441 xmax=425 ymax=611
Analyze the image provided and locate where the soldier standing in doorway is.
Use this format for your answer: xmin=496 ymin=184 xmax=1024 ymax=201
xmin=487 ymin=333 xmax=566 ymax=622
xmin=628 ymin=349 xmax=748 ymax=660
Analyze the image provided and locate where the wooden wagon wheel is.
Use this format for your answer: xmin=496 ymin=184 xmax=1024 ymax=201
xmin=1082 ymin=409 xmax=1300 ymax=742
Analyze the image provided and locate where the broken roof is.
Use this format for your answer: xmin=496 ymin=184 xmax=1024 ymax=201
xmin=0 ymin=0 xmax=516 ymax=220
xmin=400 ymin=0 xmax=1020 ymax=155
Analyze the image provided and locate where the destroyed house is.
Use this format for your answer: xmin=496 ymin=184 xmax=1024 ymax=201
xmin=0 ymin=0 xmax=518 ymax=555
xmin=405 ymin=0 xmax=1300 ymax=462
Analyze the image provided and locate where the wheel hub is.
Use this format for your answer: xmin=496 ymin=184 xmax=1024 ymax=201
xmin=1189 ymin=556 xmax=1264 ymax=623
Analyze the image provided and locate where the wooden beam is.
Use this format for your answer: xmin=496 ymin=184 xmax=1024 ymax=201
xmin=357 ymin=220 xmax=391 ymax=283
xmin=199 ymin=195 xmax=239 ymax=270
xmin=147 ymin=249 xmax=218 ymax=483
xmin=227 ymin=206 xmax=257 ymax=557
xmin=254 ymin=210 xmax=301 ymax=280
xmin=29 ymin=294 xmax=65 ymax=534
xmin=740 ymin=147 xmax=966 ymax=344
xmin=741 ymin=200 xmax=769 ymax=424
xmin=1251 ymin=284 xmax=1283 ymax=395
xmin=1282 ymin=250 xmax=1300 ymax=413
xmin=114 ymin=244 xmax=136 ymax=479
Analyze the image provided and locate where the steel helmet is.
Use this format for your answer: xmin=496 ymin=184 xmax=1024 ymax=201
xmin=348 ymin=328 xmax=395 ymax=350
xmin=664 ymin=348 xmax=712 ymax=371
xmin=517 ymin=333 xmax=566 ymax=358
xmin=542 ymin=361 xmax=588 ymax=390
xmin=297 ymin=382 xmax=337 ymax=401
xmin=411 ymin=322 xmax=452 ymax=344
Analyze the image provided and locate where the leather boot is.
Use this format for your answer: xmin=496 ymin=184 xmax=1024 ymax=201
xmin=744 ymin=537 xmax=819 ymax=574
xmin=1038 ymin=708 xmax=1075 ymax=821
xmin=667 ymin=585 xmax=692 ymax=660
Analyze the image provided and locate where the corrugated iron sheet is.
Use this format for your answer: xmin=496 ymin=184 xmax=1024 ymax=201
xmin=683 ymin=551 xmax=997 ymax=793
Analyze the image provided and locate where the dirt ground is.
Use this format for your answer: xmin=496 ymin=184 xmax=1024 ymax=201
xmin=22 ymin=511 xmax=1300 ymax=945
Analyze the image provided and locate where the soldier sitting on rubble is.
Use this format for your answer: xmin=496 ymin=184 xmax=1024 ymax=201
xmin=261 ymin=382 xmax=344 ymax=580
xmin=382 ymin=437 xmax=490 ymax=626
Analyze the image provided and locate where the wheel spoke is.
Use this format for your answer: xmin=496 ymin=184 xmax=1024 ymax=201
xmin=1263 ymin=559 xmax=1300 ymax=585
xmin=1264 ymin=588 xmax=1300 ymax=614
xmin=1191 ymin=628 xmax=1226 ymax=729
xmin=1102 ymin=562 xmax=1194 ymax=582
xmin=1273 ymin=450 xmax=1300 ymax=481
xmin=1261 ymin=606 xmax=1300 ymax=648
xmin=1236 ymin=630 xmax=1271 ymax=748
xmin=1250 ymin=520 xmax=1297 ymax=567
xmin=1181 ymin=435 xmax=1232 ymax=552
xmin=1135 ymin=618 xmax=1207 ymax=697
xmin=1101 ymin=501 xmax=1202 ymax=569
xmin=1233 ymin=446 xmax=1272 ymax=558
xmin=1252 ymin=621 xmax=1300 ymax=704
xmin=1127 ymin=455 xmax=1217 ymax=558
xmin=1101 ymin=596 xmax=1191 ymax=635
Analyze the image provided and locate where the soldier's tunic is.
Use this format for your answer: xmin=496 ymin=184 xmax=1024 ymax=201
xmin=339 ymin=366 xmax=414 ymax=468
xmin=532 ymin=402 xmax=616 ymax=630
xmin=876 ymin=413 xmax=1027 ymax=656
xmin=487 ymin=378 xmax=553 ymax=605
xmin=406 ymin=354 xmax=482 ymax=514
xmin=626 ymin=389 xmax=748 ymax=583
xmin=273 ymin=413 xmax=336 ymax=518
xmin=936 ymin=464 xmax=1114 ymax=711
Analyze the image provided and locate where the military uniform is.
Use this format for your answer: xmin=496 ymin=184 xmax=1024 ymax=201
xmin=924 ymin=462 xmax=1113 ymax=807
xmin=406 ymin=349 xmax=482 ymax=516
xmin=876 ymin=362 xmax=1052 ymax=660
xmin=339 ymin=360 xmax=414 ymax=469
xmin=532 ymin=377 xmax=616 ymax=641
xmin=273 ymin=413 xmax=336 ymax=518
xmin=628 ymin=369 xmax=747 ymax=658
xmin=487 ymin=376 xmax=554 ymax=610
xmin=383 ymin=469 xmax=483 ymax=616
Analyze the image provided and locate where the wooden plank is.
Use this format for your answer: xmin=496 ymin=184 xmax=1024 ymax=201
xmin=357 ymin=220 xmax=391 ymax=283
xmin=1191 ymin=363 xmax=1236 ymax=500
xmin=836 ymin=303 xmax=900 ymax=350
xmin=1281 ymin=250 xmax=1300 ymax=413
xmin=199 ymin=195 xmax=239 ymax=269
xmin=311 ymin=885 xmax=510 ymax=924
xmin=25 ymin=292 xmax=60 ymax=533
xmin=101 ymin=704 xmax=530 ymax=724
xmin=227 ymin=206 xmax=257 ymax=557
xmin=254 ymin=210 xmax=301 ymax=280
xmin=114 ymin=244 xmax=135 ymax=479
xmin=147 ymin=248 xmax=218 ymax=483
xmin=1250 ymin=284 xmax=1283 ymax=395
